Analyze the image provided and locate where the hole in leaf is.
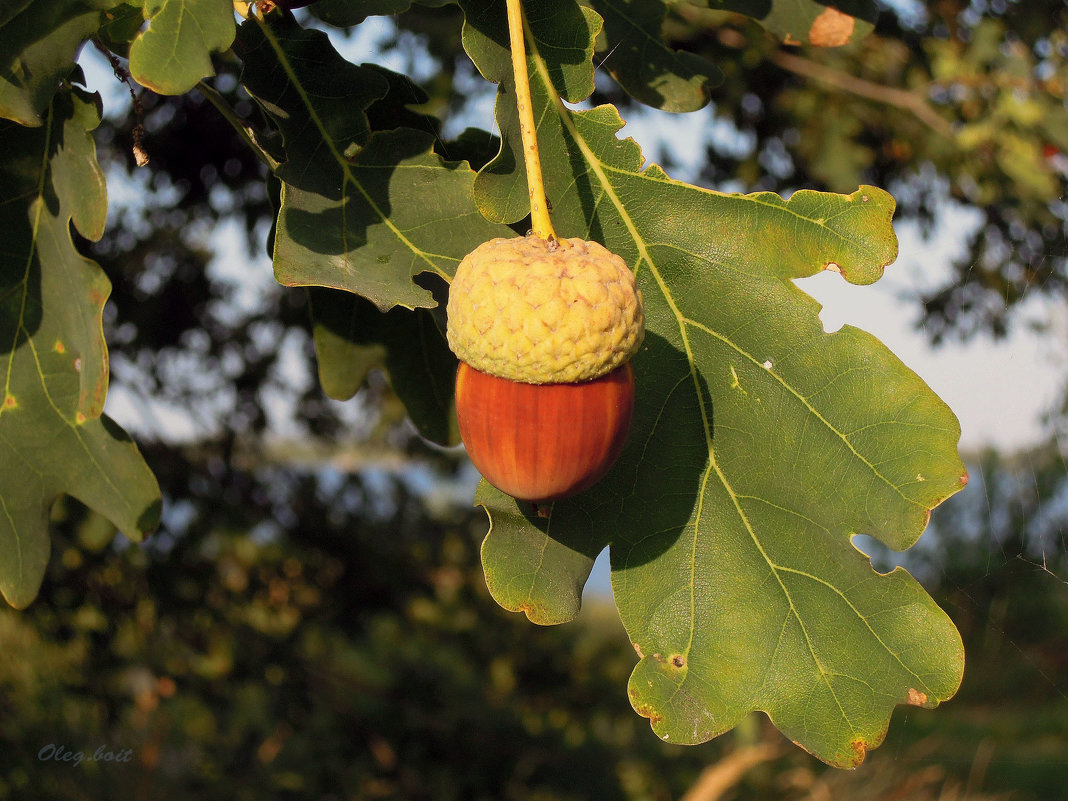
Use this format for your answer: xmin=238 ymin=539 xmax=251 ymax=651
xmin=851 ymin=534 xmax=907 ymax=575
xmin=581 ymin=546 xmax=612 ymax=602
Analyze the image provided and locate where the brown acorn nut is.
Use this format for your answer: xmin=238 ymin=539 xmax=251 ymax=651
xmin=446 ymin=236 xmax=644 ymax=503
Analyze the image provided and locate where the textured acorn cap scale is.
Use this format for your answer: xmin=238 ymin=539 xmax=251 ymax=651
xmin=446 ymin=236 xmax=645 ymax=384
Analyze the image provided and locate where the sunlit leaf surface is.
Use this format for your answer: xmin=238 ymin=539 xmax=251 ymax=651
xmin=128 ymin=0 xmax=236 ymax=94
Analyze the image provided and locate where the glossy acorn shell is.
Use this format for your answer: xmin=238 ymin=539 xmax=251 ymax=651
xmin=455 ymin=361 xmax=635 ymax=503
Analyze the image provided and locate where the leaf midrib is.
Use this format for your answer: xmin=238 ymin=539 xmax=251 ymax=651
xmin=2 ymin=106 xmax=52 ymax=410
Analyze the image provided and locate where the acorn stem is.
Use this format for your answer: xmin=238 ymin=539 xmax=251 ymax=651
xmin=505 ymin=0 xmax=556 ymax=241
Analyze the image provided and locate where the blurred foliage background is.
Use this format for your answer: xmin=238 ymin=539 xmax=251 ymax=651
xmin=2 ymin=0 xmax=1067 ymax=798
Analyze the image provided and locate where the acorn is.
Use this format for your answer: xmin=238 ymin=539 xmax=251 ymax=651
xmin=446 ymin=235 xmax=644 ymax=503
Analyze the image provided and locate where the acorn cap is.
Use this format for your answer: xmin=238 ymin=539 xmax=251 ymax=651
xmin=446 ymin=236 xmax=645 ymax=384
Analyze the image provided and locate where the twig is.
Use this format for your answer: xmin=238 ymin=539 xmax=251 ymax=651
xmin=196 ymin=80 xmax=280 ymax=171
xmin=90 ymin=36 xmax=150 ymax=166
xmin=505 ymin=0 xmax=556 ymax=241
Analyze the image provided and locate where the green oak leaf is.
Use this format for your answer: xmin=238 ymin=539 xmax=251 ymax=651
xmin=692 ymin=0 xmax=877 ymax=46
xmin=0 ymin=0 xmax=114 ymax=125
xmin=462 ymin=0 xmax=965 ymax=766
xmin=309 ymin=287 xmax=460 ymax=446
xmin=128 ymin=0 xmax=236 ymax=95
xmin=236 ymin=14 xmax=507 ymax=311
xmin=0 ymin=88 xmax=160 ymax=609
xmin=585 ymin=0 xmax=722 ymax=111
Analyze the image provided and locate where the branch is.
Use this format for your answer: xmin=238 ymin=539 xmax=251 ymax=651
xmin=769 ymin=48 xmax=955 ymax=140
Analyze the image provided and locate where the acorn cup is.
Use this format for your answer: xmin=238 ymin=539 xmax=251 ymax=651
xmin=446 ymin=235 xmax=645 ymax=503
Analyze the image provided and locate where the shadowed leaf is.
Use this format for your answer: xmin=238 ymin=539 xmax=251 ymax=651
xmin=235 ymin=14 xmax=504 ymax=444
xmin=0 ymin=0 xmax=109 ymax=125
xmin=586 ymin=0 xmax=722 ymax=111
xmin=310 ymin=0 xmax=453 ymax=27
xmin=309 ymin=287 xmax=460 ymax=445
xmin=0 ymin=89 xmax=160 ymax=609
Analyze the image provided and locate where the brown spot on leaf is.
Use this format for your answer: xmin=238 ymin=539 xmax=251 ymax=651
xmin=630 ymin=698 xmax=664 ymax=726
xmin=54 ymin=341 xmax=66 ymax=354
xmin=671 ymin=655 xmax=685 ymax=669
xmin=906 ymin=688 xmax=928 ymax=706
xmin=848 ymin=737 xmax=869 ymax=767
xmin=75 ymin=412 xmax=86 ymax=424
xmin=959 ymin=471 xmax=970 ymax=486
xmin=3 ymin=394 xmax=15 ymax=409
xmin=633 ymin=642 xmax=644 ymax=659
xmin=810 ymin=8 xmax=856 ymax=47
xmin=825 ymin=262 xmax=841 ymax=274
